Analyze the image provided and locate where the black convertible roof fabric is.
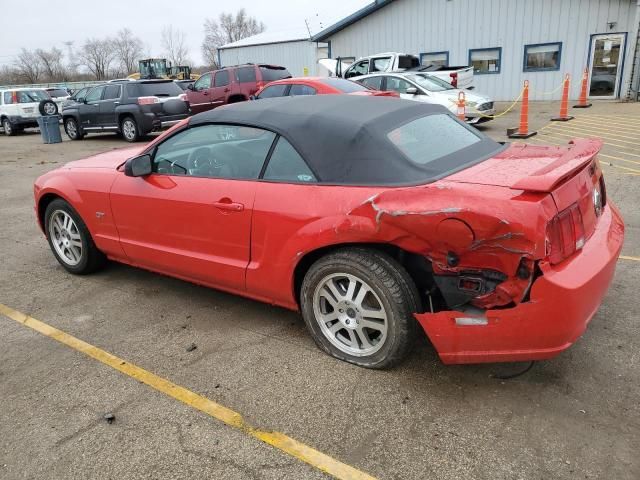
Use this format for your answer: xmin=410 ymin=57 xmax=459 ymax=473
xmin=189 ymin=95 xmax=502 ymax=185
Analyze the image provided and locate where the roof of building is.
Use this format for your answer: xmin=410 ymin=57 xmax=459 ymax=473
xmin=189 ymin=95 xmax=501 ymax=185
xmin=311 ymin=0 xmax=395 ymax=42
xmin=219 ymin=28 xmax=311 ymax=49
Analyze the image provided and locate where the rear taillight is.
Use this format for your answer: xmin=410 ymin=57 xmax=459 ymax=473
xmin=137 ymin=96 xmax=160 ymax=105
xmin=545 ymin=203 xmax=585 ymax=264
xmin=449 ymin=72 xmax=458 ymax=88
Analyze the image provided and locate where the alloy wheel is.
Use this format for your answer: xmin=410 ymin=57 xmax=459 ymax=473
xmin=48 ymin=210 xmax=83 ymax=266
xmin=312 ymin=273 xmax=388 ymax=356
xmin=122 ymin=119 xmax=136 ymax=140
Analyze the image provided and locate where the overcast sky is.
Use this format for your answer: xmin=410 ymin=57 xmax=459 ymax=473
xmin=0 ymin=0 xmax=370 ymax=67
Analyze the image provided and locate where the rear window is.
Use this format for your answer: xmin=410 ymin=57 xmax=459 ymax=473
xmin=387 ymin=114 xmax=481 ymax=165
xmin=47 ymin=89 xmax=68 ymax=98
xmin=259 ymin=66 xmax=291 ymax=82
xmin=319 ymin=78 xmax=369 ymax=93
xmin=129 ymin=81 xmax=182 ymax=98
xmin=11 ymin=90 xmax=49 ymax=103
xmin=237 ymin=67 xmax=257 ymax=83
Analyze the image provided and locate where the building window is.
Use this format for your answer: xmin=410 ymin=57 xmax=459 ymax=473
xmin=523 ymin=42 xmax=562 ymax=71
xmin=469 ymin=48 xmax=502 ymax=74
xmin=420 ymin=51 xmax=449 ymax=67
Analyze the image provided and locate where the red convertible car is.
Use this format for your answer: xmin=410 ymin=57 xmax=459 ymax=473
xmin=254 ymin=76 xmax=399 ymax=99
xmin=34 ymin=96 xmax=624 ymax=368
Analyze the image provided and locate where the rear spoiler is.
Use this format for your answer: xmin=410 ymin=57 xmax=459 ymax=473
xmin=511 ymin=138 xmax=603 ymax=192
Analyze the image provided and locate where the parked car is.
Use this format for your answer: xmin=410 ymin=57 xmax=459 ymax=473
xmin=62 ymin=79 xmax=189 ymax=142
xmin=45 ymin=87 xmax=71 ymax=112
xmin=254 ymin=77 xmax=399 ymax=99
xmin=186 ymin=63 xmax=291 ymax=114
xmin=356 ymin=72 xmax=495 ymax=124
xmin=0 ymin=88 xmax=58 ymax=136
xmin=321 ymin=52 xmax=474 ymax=89
xmin=34 ymin=96 xmax=623 ymax=368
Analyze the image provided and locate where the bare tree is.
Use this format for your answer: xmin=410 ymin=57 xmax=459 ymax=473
xmin=35 ymin=47 xmax=65 ymax=82
xmin=113 ymin=28 xmax=144 ymax=75
xmin=13 ymin=49 xmax=43 ymax=84
xmin=201 ymin=9 xmax=265 ymax=68
xmin=79 ymin=38 xmax=116 ymax=80
xmin=161 ymin=25 xmax=190 ymax=66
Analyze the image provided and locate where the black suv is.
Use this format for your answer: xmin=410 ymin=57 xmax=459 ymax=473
xmin=62 ymin=80 xmax=189 ymax=142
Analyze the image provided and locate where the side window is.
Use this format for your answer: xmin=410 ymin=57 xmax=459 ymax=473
xmin=214 ymin=70 xmax=230 ymax=87
xmin=359 ymin=76 xmax=383 ymax=90
xmin=257 ymin=84 xmax=288 ymax=99
xmin=85 ymin=86 xmax=105 ymax=103
xmin=289 ymin=84 xmax=317 ymax=96
xmin=345 ymin=60 xmax=369 ymax=78
xmin=263 ymin=137 xmax=317 ymax=183
xmin=236 ymin=66 xmax=257 ymax=83
xmin=385 ymin=77 xmax=413 ymax=94
xmin=371 ymin=57 xmax=391 ymax=72
xmin=103 ymin=85 xmax=121 ymax=100
xmin=153 ymin=124 xmax=276 ymax=179
xmin=194 ymin=73 xmax=211 ymax=91
xmin=3 ymin=92 xmax=12 ymax=104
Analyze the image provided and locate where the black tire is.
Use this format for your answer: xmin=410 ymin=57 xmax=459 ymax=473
xmin=64 ymin=117 xmax=84 ymax=140
xmin=39 ymin=99 xmax=58 ymax=116
xmin=120 ymin=116 xmax=139 ymax=142
xmin=2 ymin=118 xmax=15 ymax=136
xmin=300 ymin=248 xmax=421 ymax=369
xmin=44 ymin=198 xmax=106 ymax=275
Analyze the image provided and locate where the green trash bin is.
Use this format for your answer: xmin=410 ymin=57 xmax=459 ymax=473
xmin=36 ymin=115 xmax=62 ymax=144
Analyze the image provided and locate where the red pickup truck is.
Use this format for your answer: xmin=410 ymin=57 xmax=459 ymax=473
xmin=186 ymin=63 xmax=291 ymax=114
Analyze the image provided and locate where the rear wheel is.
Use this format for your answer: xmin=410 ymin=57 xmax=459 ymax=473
xmin=121 ymin=116 xmax=139 ymax=142
xmin=64 ymin=117 xmax=84 ymax=140
xmin=44 ymin=199 xmax=106 ymax=274
xmin=2 ymin=118 xmax=15 ymax=136
xmin=300 ymin=248 xmax=420 ymax=369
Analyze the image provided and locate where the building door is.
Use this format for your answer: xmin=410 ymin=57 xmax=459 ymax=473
xmin=588 ymin=33 xmax=626 ymax=99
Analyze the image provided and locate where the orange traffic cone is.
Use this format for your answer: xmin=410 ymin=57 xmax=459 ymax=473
xmin=507 ymin=80 xmax=537 ymax=139
xmin=573 ymin=68 xmax=592 ymax=108
xmin=552 ymin=74 xmax=574 ymax=121
xmin=457 ymin=91 xmax=466 ymax=121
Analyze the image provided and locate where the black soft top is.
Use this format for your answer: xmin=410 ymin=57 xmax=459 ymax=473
xmin=189 ymin=96 xmax=503 ymax=185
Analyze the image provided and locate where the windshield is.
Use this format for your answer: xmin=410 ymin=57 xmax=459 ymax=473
xmin=319 ymin=78 xmax=369 ymax=93
xmin=408 ymin=74 xmax=455 ymax=92
xmin=15 ymin=90 xmax=49 ymax=103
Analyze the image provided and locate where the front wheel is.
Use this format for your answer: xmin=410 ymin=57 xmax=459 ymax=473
xmin=120 ymin=116 xmax=139 ymax=142
xmin=300 ymin=248 xmax=420 ymax=369
xmin=44 ymin=199 xmax=106 ymax=274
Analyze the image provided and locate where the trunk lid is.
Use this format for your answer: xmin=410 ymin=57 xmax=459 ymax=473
xmin=446 ymin=138 xmax=605 ymax=241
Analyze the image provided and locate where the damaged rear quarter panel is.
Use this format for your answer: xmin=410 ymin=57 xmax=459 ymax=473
xmin=246 ymin=180 xmax=557 ymax=309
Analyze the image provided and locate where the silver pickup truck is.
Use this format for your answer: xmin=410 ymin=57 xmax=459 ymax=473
xmin=320 ymin=52 xmax=474 ymax=89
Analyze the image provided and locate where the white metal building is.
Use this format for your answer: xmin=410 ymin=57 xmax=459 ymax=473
xmin=218 ymin=29 xmax=329 ymax=77
xmin=312 ymin=0 xmax=640 ymax=101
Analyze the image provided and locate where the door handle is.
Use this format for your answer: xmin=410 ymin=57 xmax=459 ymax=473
xmin=224 ymin=88 xmax=230 ymax=92
xmin=203 ymin=91 xmax=209 ymax=96
xmin=213 ymin=199 xmax=244 ymax=212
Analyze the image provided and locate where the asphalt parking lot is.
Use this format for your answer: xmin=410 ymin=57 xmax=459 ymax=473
xmin=1 ymin=101 xmax=639 ymax=480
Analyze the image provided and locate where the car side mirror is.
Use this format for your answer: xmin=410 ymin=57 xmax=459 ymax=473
xmin=249 ymin=95 xmax=256 ymax=100
xmin=187 ymin=84 xmax=194 ymax=91
xmin=406 ymin=87 xmax=418 ymax=95
xmin=124 ymin=154 xmax=152 ymax=177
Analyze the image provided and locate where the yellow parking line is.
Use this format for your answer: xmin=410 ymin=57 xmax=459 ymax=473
xmin=569 ymin=119 xmax=640 ymax=135
xmin=573 ymin=115 xmax=640 ymax=127
xmin=0 ymin=303 xmax=377 ymax=480
xmin=541 ymin=129 xmax=638 ymax=149
xmin=620 ymin=255 xmax=640 ymax=262
xmin=597 ymin=153 xmax=640 ymax=166
xmin=546 ymin=123 xmax=640 ymax=143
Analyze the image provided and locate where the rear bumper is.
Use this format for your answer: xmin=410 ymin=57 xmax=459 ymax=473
xmin=139 ymin=113 xmax=189 ymax=133
xmin=5 ymin=115 xmax=39 ymax=128
xmin=415 ymin=202 xmax=624 ymax=364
